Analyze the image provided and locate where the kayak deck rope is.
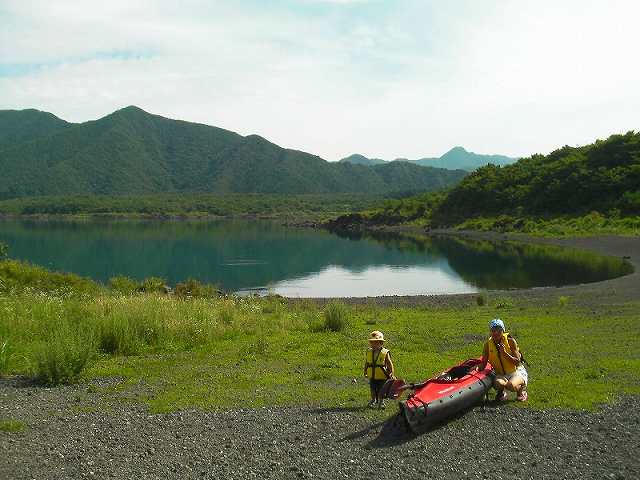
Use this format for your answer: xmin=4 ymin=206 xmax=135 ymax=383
xmin=415 ymin=396 xmax=429 ymax=417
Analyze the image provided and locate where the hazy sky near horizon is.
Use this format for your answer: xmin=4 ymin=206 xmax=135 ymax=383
xmin=1 ymin=0 xmax=639 ymax=161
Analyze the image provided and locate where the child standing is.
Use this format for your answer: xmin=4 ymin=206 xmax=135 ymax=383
xmin=363 ymin=330 xmax=395 ymax=409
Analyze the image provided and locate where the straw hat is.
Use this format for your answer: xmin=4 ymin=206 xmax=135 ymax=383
xmin=368 ymin=330 xmax=385 ymax=342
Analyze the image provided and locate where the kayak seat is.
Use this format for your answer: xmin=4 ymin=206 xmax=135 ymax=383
xmin=437 ymin=361 xmax=478 ymax=382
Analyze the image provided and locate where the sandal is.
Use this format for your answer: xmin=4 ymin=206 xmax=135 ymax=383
xmin=496 ymin=390 xmax=508 ymax=401
xmin=517 ymin=390 xmax=528 ymax=402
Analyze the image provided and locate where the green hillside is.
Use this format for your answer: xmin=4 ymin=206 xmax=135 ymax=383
xmin=0 ymin=107 xmax=467 ymax=199
xmin=0 ymin=109 xmax=71 ymax=151
xmin=431 ymin=131 xmax=640 ymax=225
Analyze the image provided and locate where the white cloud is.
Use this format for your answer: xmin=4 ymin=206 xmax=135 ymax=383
xmin=1 ymin=0 xmax=638 ymax=160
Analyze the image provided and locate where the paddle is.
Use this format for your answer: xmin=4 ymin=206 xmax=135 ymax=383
xmin=378 ymin=378 xmax=429 ymax=399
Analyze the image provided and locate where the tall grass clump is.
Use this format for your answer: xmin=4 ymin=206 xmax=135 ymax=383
xmin=174 ymin=278 xmax=220 ymax=299
xmin=93 ymin=297 xmax=172 ymax=354
xmin=322 ymin=302 xmax=349 ymax=332
xmin=32 ymin=326 xmax=94 ymax=385
xmin=0 ymin=339 xmax=12 ymax=376
xmin=476 ymin=292 xmax=488 ymax=306
xmin=558 ymin=295 xmax=571 ymax=307
xmin=218 ymin=300 xmax=236 ymax=326
xmin=140 ymin=277 xmax=167 ymax=294
xmin=97 ymin=315 xmax=139 ymax=355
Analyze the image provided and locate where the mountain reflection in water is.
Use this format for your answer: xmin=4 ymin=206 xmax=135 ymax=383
xmin=0 ymin=220 xmax=632 ymax=297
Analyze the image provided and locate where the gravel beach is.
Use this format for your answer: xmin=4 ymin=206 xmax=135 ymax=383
xmin=2 ymin=376 xmax=639 ymax=480
xmin=2 ymin=233 xmax=639 ymax=480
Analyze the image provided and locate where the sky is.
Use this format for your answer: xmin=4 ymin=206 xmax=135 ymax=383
xmin=1 ymin=0 xmax=639 ymax=161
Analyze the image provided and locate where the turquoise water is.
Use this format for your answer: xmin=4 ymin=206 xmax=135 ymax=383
xmin=0 ymin=219 xmax=632 ymax=297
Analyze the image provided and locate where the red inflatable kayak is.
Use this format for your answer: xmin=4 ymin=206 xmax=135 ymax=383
xmin=399 ymin=358 xmax=495 ymax=432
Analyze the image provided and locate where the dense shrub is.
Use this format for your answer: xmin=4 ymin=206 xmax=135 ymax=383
xmin=108 ymin=275 xmax=140 ymax=295
xmin=174 ymin=278 xmax=220 ymax=299
xmin=140 ymin=277 xmax=167 ymax=294
xmin=0 ymin=259 xmax=100 ymax=296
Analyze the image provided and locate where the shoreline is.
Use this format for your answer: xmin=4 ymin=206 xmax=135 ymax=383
xmin=2 ymin=216 xmax=638 ymax=305
xmin=291 ymin=228 xmax=640 ymax=308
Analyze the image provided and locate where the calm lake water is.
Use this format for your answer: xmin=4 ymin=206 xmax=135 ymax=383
xmin=0 ymin=219 xmax=632 ymax=297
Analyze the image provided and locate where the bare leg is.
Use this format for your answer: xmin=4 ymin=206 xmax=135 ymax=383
xmin=494 ymin=377 xmax=508 ymax=390
xmin=494 ymin=377 xmax=508 ymax=400
xmin=506 ymin=375 xmax=525 ymax=392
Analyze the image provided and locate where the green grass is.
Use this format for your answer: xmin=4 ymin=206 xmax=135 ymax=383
xmin=456 ymin=213 xmax=640 ymax=237
xmin=0 ymin=259 xmax=100 ymax=296
xmin=1 ymin=287 xmax=639 ymax=411
xmin=0 ymin=339 xmax=11 ymax=376
xmin=321 ymin=302 xmax=350 ymax=332
xmin=32 ymin=324 xmax=94 ymax=385
xmin=0 ymin=419 xmax=27 ymax=432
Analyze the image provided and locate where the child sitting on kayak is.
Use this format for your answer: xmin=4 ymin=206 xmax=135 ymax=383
xmin=363 ymin=330 xmax=395 ymax=409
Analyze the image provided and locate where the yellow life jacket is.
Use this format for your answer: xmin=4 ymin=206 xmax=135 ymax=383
xmin=486 ymin=332 xmax=518 ymax=375
xmin=365 ymin=347 xmax=390 ymax=380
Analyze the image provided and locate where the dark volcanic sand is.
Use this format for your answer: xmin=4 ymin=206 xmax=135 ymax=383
xmin=1 ymin=377 xmax=638 ymax=480
xmin=1 ymin=233 xmax=639 ymax=480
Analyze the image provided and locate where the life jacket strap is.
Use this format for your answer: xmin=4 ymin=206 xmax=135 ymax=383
xmin=366 ymin=350 xmax=390 ymax=379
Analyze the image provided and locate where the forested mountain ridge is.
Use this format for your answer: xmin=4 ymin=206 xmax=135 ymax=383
xmin=431 ymin=131 xmax=640 ymax=225
xmin=327 ymin=131 xmax=640 ymax=234
xmin=0 ymin=109 xmax=71 ymax=151
xmin=339 ymin=146 xmax=516 ymax=171
xmin=0 ymin=106 xmax=467 ymax=199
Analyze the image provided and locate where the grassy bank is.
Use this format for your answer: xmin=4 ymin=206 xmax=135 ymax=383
xmin=335 ymin=205 xmax=640 ymax=237
xmin=456 ymin=212 xmax=640 ymax=236
xmin=1 ymin=286 xmax=638 ymax=412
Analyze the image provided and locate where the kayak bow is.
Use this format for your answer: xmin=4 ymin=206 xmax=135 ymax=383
xmin=398 ymin=358 xmax=495 ymax=432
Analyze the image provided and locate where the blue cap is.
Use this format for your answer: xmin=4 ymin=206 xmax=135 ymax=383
xmin=489 ymin=318 xmax=505 ymax=330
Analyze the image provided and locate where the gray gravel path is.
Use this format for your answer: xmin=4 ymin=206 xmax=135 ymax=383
xmin=2 ymin=377 xmax=638 ymax=480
